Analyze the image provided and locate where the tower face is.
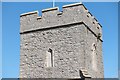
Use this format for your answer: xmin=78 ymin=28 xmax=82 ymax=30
xmin=20 ymin=3 xmax=104 ymax=78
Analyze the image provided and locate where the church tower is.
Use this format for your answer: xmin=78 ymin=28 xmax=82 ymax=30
xmin=20 ymin=3 xmax=104 ymax=79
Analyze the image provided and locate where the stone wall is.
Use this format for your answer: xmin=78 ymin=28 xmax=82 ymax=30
xmin=20 ymin=2 xmax=104 ymax=78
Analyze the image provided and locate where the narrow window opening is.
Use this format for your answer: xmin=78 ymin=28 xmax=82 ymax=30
xmin=93 ymin=44 xmax=96 ymax=50
xmin=92 ymin=43 xmax=97 ymax=71
xmin=46 ymin=48 xmax=53 ymax=67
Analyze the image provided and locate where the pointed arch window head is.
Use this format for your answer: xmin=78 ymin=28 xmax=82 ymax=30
xmin=48 ymin=48 xmax=52 ymax=53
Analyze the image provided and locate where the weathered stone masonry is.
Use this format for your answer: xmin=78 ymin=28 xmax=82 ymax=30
xmin=20 ymin=3 xmax=104 ymax=78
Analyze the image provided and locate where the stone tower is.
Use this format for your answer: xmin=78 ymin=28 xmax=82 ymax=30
xmin=20 ymin=3 xmax=104 ymax=79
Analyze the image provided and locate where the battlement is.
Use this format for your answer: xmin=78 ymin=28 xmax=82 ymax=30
xmin=20 ymin=11 xmax=39 ymax=17
xmin=42 ymin=7 xmax=59 ymax=13
xmin=20 ymin=2 xmax=103 ymax=41
xmin=62 ymin=2 xmax=83 ymax=8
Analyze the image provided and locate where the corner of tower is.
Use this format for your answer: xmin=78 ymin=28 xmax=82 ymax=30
xmin=20 ymin=10 xmax=39 ymax=33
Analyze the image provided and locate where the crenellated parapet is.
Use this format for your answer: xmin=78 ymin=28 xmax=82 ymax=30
xmin=20 ymin=3 xmax=104 ymax=78
xmin=20 ymin=2 xmax=103 ymax=41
